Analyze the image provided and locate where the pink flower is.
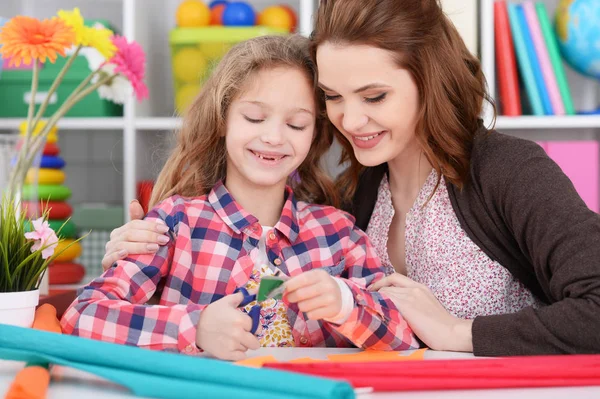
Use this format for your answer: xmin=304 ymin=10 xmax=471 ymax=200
xmin=24 ymin=217 xmax=59 ymax=259
xmin=107 ymin=35 xmax=149 ymax=101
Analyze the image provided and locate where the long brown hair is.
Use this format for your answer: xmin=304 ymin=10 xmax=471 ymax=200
xmin=310 ymin=0 xmax=494 ymax=204
xmin=150 ymin=34 xmax=339 ymax=208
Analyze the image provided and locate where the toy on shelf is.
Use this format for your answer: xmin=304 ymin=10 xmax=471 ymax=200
xmin=176 ymin=0 xmax=211 ymax=27
xmin=170 ymin=1 xmax=293 ymax=112
xmin=175 ymin=1 xmax=297 ymax=32
xmin=20 ymin=124 xmax=86 ymax=286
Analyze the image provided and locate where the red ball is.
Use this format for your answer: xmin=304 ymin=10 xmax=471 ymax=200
xmin=279 ymin=4 xmax=297 ymax=32
xmin=210 ymin=3 xmax=226 ymax=25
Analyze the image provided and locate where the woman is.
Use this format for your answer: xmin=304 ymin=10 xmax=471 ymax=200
xmin=100 ymin=0 xmax=600 ymax=356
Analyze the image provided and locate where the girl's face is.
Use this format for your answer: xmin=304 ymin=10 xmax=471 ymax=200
xmin=316 ymin=43 xmax=421 ymax=167
xmin=225 ymin=66 xmax=316 ymax=192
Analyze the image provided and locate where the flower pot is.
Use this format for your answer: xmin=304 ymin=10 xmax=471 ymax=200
xmin=0 ymin=289 xmax=39 ymax=327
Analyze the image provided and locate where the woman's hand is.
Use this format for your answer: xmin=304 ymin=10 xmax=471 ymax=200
xmin=369 ymin=273 xmax=474 ymax=352
xmin=101 ymin=200 xmax=171 ymax=271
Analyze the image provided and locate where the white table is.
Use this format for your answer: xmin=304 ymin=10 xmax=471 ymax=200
xmin=1 ymin=348 xmax=598 ymax=398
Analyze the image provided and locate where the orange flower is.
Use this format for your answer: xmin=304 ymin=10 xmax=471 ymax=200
xmin=0 ymin=16 xmax=75 ymax=67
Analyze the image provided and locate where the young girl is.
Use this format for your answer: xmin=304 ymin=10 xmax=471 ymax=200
xmin=102 ymin=0 xmax=600 ymax=357
xmin=61 ymin=35 xmax=417 ymax=361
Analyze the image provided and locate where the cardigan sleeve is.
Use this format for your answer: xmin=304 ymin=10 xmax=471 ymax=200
xmin=471 ymin=135 xmax=600 ymax=356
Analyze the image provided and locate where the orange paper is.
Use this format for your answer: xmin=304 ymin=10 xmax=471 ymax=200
xmin=326 ymin=348 xmax=427 ymax=363
xmin=235 ymin=355 xmax=279 ymax=368
xmin=5 ymin=304 xmax=62 ymax=399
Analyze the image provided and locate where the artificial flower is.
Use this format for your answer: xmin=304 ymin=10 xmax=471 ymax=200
xmin=0 ymin=15 xmax=75 ymax=66
xmin=24 ymin=217 xmax=58 ymax=260
xmin=57 ymin=8 xmax=116 ymax=59
xmin=108 ymin=35 xmax=149 ymax=101
xmin=78 ymin=46 xmax=106 ymax=71
xmin=94 ymin=63 xmax=133 ymax=104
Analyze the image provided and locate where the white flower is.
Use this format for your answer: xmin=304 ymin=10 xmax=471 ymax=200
xmin=80 ymin=46 xmax=106 ymax=71
xmin=93 ymin=63 xmax=133 ymax=104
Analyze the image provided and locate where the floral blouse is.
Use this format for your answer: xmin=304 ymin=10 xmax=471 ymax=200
xmin=365 ymin=170 xmax=542 ymax=319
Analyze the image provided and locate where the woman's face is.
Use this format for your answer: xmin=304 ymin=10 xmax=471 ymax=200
xmin=316 ymin=43 xmax=421 ymax=167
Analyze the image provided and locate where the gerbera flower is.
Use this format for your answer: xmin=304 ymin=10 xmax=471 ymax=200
xmin=108 ymin=35 xmax=149 ymax=101
xmin=0 ymin=16 xmax=75 ymax=66
xmin=94 ymin=63 xmax=134 ymax=104
xmin=57 ymin=8 xmax=116 ymax=59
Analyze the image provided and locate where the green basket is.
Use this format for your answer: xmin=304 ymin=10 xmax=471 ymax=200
xmin=0 ymin=19 xmax=123 ymax=118
xmin=169 ymin=27 xmax=287 ymax=113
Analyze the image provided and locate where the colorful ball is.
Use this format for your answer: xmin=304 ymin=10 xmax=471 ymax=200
xmin=173 ymin=47 xmax=207 ymax=82
xmin=279 ymin=5 xmax=297 ymax=32
xmin=26 ymin=168 xmax=66 ymax=185
xmin=176 ymin=0 xmax=211 ymax=27
xmin=258 ymin=6 xmax=293 ymax=32
xmin=210 ymin=3 xmax=227 ymax=25
xmin=198 ymin=42 xmax=231 ymax=60
xmin=222 ymin=2 xmax=256 ymax=26
xmin=176 ymin=83 xmax=202 ymax=112
xmin=209 ymin=0 xmax=228 ymax=9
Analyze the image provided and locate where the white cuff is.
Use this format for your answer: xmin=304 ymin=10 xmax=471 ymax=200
xmin=324 ymin=277 xmax=355 ymax=325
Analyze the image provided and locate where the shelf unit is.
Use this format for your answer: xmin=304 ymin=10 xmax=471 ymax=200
xmin=0 ymin=0 xmax=317 ymax=221
xmin=2 ymin=0 xmax=599 ymax=221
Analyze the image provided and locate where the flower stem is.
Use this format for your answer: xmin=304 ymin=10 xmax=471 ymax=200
xmin=6 ymin=62 xmax=39 ymax=197
xmin=30 ymin=45 xmax=82 ymax=132
xmin=23 ymin=73 xmax=116 ymax=169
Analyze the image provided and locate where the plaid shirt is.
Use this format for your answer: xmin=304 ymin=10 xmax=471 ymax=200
xmin=61 ymin=182 xmax=417 ymax=354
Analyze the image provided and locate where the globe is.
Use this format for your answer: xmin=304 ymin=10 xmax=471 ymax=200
xmin=555 ymin=0 xmax=600 ymax=79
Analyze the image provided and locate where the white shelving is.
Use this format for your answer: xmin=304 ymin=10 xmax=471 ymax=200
xmin=0 ymin=0 xmax=315 ymax=220
xmin=2 ymin=0 xmax=599 ymax=221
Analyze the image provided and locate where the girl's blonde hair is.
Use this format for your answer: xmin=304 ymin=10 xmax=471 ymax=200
xmin=150 ymin=35 xmax=339 ymax=209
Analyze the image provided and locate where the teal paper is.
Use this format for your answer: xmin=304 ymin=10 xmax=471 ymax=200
xmin=0 ymin=323 xmax=354 ymax=399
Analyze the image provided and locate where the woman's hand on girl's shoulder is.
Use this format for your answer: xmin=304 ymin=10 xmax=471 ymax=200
xmin=101 ymin=200 xmax=171 ymax=271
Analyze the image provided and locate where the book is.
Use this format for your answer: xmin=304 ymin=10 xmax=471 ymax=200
xmin=535 ymin=1 xmax=575 ymax=115
xmin=494 ymin=0 xmax=522 ymax=115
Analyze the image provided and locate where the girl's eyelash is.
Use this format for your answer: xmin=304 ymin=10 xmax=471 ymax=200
xmin=288 ymin=124 xmax=306 ymax=131
xmin=323 ymin=93 xmax=341 ymax=101
xmin=244 ymin=115 xmax=263 ymax=123
xmin=365 ymin=93 xmax=387 ymax=104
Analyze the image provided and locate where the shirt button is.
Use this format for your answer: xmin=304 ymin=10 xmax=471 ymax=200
xmin=299 ymin=336 xmax=308 ymax=345
xmin=184 ymin=345 xmax=194 ymax=353
xmin=268 ymin=232 xmax=276 ymax=241
xmin=356 ymin=294 xmax=363 ymax=301
xmin=273 ymin=258 xmax=282 ymax=266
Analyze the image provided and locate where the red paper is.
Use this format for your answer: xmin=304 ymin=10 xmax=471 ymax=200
xmin=265 ymin=354 xmax=600 ymax=392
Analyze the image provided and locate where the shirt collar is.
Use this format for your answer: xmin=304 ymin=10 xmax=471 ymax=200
xmin=208 ymin=181 xmax=300 ymax=243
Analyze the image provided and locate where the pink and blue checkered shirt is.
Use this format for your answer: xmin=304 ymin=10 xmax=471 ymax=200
xmin=61 ymin=182 xmax=417 ymax=354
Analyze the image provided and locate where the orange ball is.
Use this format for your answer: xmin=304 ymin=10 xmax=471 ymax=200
xmin=258 ymin=5 xmax=293 ymax=32
xmin=279 ymin=4 xmax=297 ymax=32
xmin=210 ymin=3 xmax=226 ymax=25
xmin=176 ymin=0 xmax=211 ymax=27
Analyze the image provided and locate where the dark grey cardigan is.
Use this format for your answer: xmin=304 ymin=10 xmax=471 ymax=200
xmin=348 ymin=127 xmax=600 ymax=356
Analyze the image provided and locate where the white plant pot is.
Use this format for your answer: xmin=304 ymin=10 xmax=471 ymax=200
xmin=0 ymin=289 xmax=40 ymax=328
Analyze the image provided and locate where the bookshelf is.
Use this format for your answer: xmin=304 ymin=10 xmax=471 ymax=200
xmin=480 ymin=0 xmax=600 ymax=131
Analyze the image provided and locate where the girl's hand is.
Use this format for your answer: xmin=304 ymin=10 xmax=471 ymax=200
xmin=101 ymin=200 xmax=171 ymax=271
xmin=285 ymin=269 xmax=342 ymax=320
xmin=369 ymin=273 xmax=474 ymax=352
xmin=196 ymin=292 xmax=260 ymax=361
